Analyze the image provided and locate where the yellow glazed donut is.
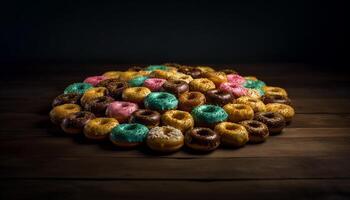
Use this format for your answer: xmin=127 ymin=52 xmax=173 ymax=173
xmin=161 ymin=110 xmax=194 ymax=133
xmin=122 ymin=87 xmax=151 ymax=104
xmin=118 ymin=71 xmax=139 ymax=82
xmin=196 ymin=66 xmax=215 ymax=73
xmin=103 ymin=71 xmax=123 ymax=79
xmin=81 ymin=87 xmax=109 ymax=106
xmin=49 ymin=103 xmax=82 ymax=124
xmin=169 ymin=72 xmax=193 ymax=84
xmin=83 ymin=117 xmax=119 ymax=140
xmin=235 ymin=96 xmax=266 ymax=113
xmin=201 ymin=71 xmax=227 ymax=87
xmin=214 ymin=122 xmax=249 ymax=147
xmin=223 ymin=103 xmax=254 ymax=122
xmin=263 ymin=86 xmax=288 ymax=97
xmin=265 ymin=103 xmax=295 ymax=123
xmin=189 ymin=78 xmax=216 ymax=93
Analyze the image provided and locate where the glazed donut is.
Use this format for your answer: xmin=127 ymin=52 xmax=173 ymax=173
xmin=49 ymin=104 xmax=82 ymax=125
xmin=64 ymin=82 xmax=93 ymax=95
xmin=169 ymin=72 xmax=193 ymax=84
xmin=262 ymin=94 xmax=292 ymax=106
xmin=110 ymin=123 xmax=149 ymax=148
xmin=189 ymin=78 xmax=216 ymax=93
xmin=178 ymin=91 xmax=206 ymax=112
xmin=235 ymin=96 xmax=266 ymax=113
xmin=61 ymin=111 xmax=95 ymax=134
xmin=265 ymin=103 xmax=295 ymax=124
xmin=239 ymin=120 xmax=269 ymax=143
xmin=191 ymin=105 xmax=228 ymax=128
xmin=128 ymin=76 xmax=149 ymax=87
xmin=122 ymin=87 xmax=151 ymax=104
xmin=102 ymin=71 xmax=123 ymax=79
xmin=146 ymin=126 xmax=184 ymax=153
xmin=223 ymin=103 xmax=254 ymax=122
xmin=162 ymin=80 xmax=189 ymax=96
xmin=84 ymin=96 xmax=114 ymax=116
xmin=143 ymin=78 xmax=166 ymax=91
xmin=119 ymin=71 xmax=139 ymax=82
xmin=161 ymin=110 xmax=194 ymax=133
xmin=80 ymin=87 xmax=109 ymax=107
xmin=184 ymin=127 xmax=220 ymax=151
xmin=254 ymin=112 xmax=286 ymax=134
xmin=206 ymin=89 xmax=234 ymax=106
xmin=201 ymin=71 xmax=227 ymax=87
xmin=219 ymin=82 xmax=248 ymax=98
xmin=263 ymin=86 xmax=288 ymax=97
xmin=214 ymin=122 xmax=249 ymax=147
xmin=106 ymin=101 xmax=139 ymax=123
xmin=83 ymin=76 xmax=107 ymax=86
xmin=129 ymin=109 xmax=161 ymax=128
xmin=52 ymin=93 xmax=81 ymax=107
xmin=226 ymin=74 xmax=245 ymax=86
xmin=83 ymin=117 xmax=119 ymax=140
xmin=144 ymin=92 xmax=178 ymax=112
xmin=96 ymin=79 xmax=128 ymax=100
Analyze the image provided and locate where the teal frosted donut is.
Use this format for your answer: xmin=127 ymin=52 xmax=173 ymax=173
xmin=243 ymin=79 xmax=266 ymax=95
xmin=144 ymin=92 xmax=178 ymax=111
xmin=110 ymin=123 xmax=149 ymax=147
xmin=128 ymin=76 xmax=148 ymax=87
xmin=64 ymin=83 xmax=93 ymax=94
xmin=191 ymin=105 xmax=228 ymax=127
xmin=145 ymin=65 xmax=168 ymax=72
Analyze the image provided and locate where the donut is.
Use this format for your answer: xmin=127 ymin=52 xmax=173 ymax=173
xmin=80 ymin=87 xmax=109 ymax=107
xmin=220 ymin=69 xmax=237 ymax=75
xmin=214 ymin=122 xmax=249 ymax=147
xmin=226 ymin=74 xmax=245 ymax=86
xmin=61 ymin=111 xmax=95 ymax=134
xmin=191 ymin=105 xmax=228 ymax=128
xmin=102 ymin=71 xmax=123 ymax=79
xmin=265 ymin=103 xmax=295 ymax=124
xmin=169 ymin=73 xmax=193 ymax=84
xmin=219 ymin=82 xmax=248 ymax=98
xmin=223 ymin=103 xmax=254 ymax=122
xmin=235 ymin=96 xmax=266 ymax=113
xmin=201 ymin=71 xmax=227 ymax=87
xmin=206 ymin=89 xmax=234 ymax=106
xmin=110 ymin=123 xmax=149 ymax=148
xmin=149 ymin=70 xmax=175 ymax=80
xmin=106 ymin=101 xmax=139 ymax=123
xmin=129 ymin=109 xmax=161 ymax=128
xmin=146 ymin=126 xmax=184 ymax=153
xmin=83 ymin=75 xmax=107 ymax=86
xmin=52 ymin=93 xmax=81 ymax=107
xmin=49 ymin=104 xmax=82 ymax=125
xmin=162 ymin=80 xmax=189 ymax=96
xmin=263 ymin=86 xmax=288 ymax=97
xmin=184 ymin=127 xmax=220 ymax=151
xmin=144 ymin=92 xmax=178 ymax=112
xmin=122 ymin=87 xmax=151 ymax=104
xmin=64 ymin=83 xmax=93 ymax=95
xmin=118 ymin=71 xmax=140 ymax=82
xmin=161 ymin=110 xmax=194 ymax=133
xmin=96 ymin=79 xmax=128 ymax=100
xmin=178 ymin=91 xmax=206 ymax=112
xmin=145 ymin=65 xmax=169 ymax=72
xmin=128 ymin=76 xmax=149 ymax=87
xmin=195 ymin=66 xmax=215 ymax=73
xmin=178 ymin=67 xmax=202 ymax=78
xmin=239 ymin=120 xmax=269 ymax=143
xmin=189 ymin=78 xmax=216 ymax=93
xmin=143 ymin=78 xmax=166 ymax=91
xmin=262 ymin=94 xmax=292 ymax=106
xmin=84 ymin=96 xmax=114 ymax=116
xmin=254 ymin=112 xmax=286 ymax=134
xmin=83 ymin=117 xmax=119 ymax=140
xmin=246 ymin=88 xmax=264 ymax=99
xmin=243 ymin=79 xmax=266 ymax=90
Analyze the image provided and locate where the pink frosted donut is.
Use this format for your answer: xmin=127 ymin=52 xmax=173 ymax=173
xmin=106 ymin=101 xmax=139 ymax=123
xmin=227 ymin=74 xmax=245 ymax=86
xmin=219 ymin=82 xmax=248 ymax=98
xmin=143 ymin=78 xmax=166 ymax=91
xmin=84 ymin=76 xmax=108 ymax=86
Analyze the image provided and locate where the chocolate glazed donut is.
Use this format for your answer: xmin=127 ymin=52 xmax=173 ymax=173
xmin=129 ymin=109 xmax=161 ymax=128
xmin=84 ymin=96 xmax=114 ymax=116
xmin=239 ymin=120 xmax=269 ymax=143
xmin=262 ymin=94 xmax=292 ymax=106
xmin=185 ymin=128 xmax=220 ymax=151
xmin=162 ymin=80 xmax=189 ymax=96
xmin=61 ymin=111 xmax=95 ymax=134
xmin=52 ymin=93 xmax=81 ymax=107
xmin=206 ymin=89 xmax=234 ymax=106
xmin=254 ymin=112 xmax=286 ymax=134
xmin=97 ymin=79 xmax=128 ymax=99
xmin=178 ymin=67 xmax=202 ymax=78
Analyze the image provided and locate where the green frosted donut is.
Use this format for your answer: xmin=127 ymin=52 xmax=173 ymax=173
xmin=110 ymin=123 xmax=149 ymax=143
xmin=243 ymin=79 xmax=266 ymax=95
xmin=64 ymin=83 xmax=93 ymax=94
xmin=144 ymin=65 xmax=168 ymax=72
xmin=128 ymin=76 xmax=148 ymax=87
xmin=144 ymin=92 xmax=178 ymax=111
xmin=191 ymin=105 xmax=228 ymax=125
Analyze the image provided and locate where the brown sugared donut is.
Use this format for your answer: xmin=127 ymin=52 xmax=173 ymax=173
xmin=52 ymin=93 xmax=81 ymax=107
xmin=254 ymin=112 xmax=286 ymax=134
xmin=220 ymin=69 xmax=237 ymax=75
xmin=239 ymin=120 xmax=269 ymax=143
xmin=178 ymin=91 xmax=206 ymax=112
xmin=84 ymin=96 xmax=114 ymax=116
xmin=262 ymin=94 xmax=292 ymax=106
xmin=61 ymin=111 xmax=95 ymax=134
xmin=201 ymin=71 xmax=227 ymax=87
xmin=189 ymin=78 xmax=216 ymax=93
xmin=49 ymin=104 xmax=82 ymax=125
xmin=129 ymin=109 xmax=161 ymax=129
xmin=178 ymin=66 xmax=202 ymax=79
xmin=206 ymin=89 xmax=234 ymax=106
xmin=162 ymin=80 xmax=189 ymax=96
xmin=97 ymin=79 xmax=128 ymax=100
xmin=185 ymin=127 xmax=220 ymax=152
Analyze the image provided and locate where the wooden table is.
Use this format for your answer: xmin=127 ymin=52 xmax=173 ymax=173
xmin=1 ymin=64 xmax=349 ymax=199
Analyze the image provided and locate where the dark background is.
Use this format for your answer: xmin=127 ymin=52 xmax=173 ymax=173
xmin=1 ymin=0 xmax=348 ymax=66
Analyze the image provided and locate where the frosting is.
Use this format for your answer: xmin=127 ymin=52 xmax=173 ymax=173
xmin=64 ymin=82 xmax=93 ymax=94
xmin=83 ymin=76 xmax=107 ymax=86
xmin=111 ymin=123 xmax=149 ymax=142
xmin=143 ymin=78 xmax=166 ymax=91
xmin=106 ymin=101 xmax=139 ymax=119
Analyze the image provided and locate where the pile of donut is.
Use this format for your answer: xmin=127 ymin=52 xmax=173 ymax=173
xmin=49 ymin=64 xmax=295 ymax=153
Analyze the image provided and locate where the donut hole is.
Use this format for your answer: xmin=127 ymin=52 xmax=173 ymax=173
xmin=100 ymin=119 xmax=111 ymax=125
xmin=157 ymin=94 xmax=168 ymax=99
xmin=197 ymin=129 xmax=213 ymax=136
xmin=234 ymin=105 xmax=245 ymax=110
xmin=141 ymin=110 xmax=154 ymax=116
xmin=95 ymin=97 xmax=107 ymax=103
xmin=271 ymin=89 xmax=280 ymax=92
xmin=163 ymin=127 xmax=173 ymax=136
xmin=202 ymin=106 xmax=216 ymax=113
xmin=225 ymin=124 xmax=238 ymax=131
xmin=121 ymin=103 xmax=130 ymax=108
xmin=173 ymin=112 xmax=185 ymax=120
xmin=65 ymin=105 xmax=77 ymax=110
xmin=115 ymin=83 xmax=125 ymax=88
xmin=75 ymin=112 xmax=86 ymax=118
xmin=96 ymin=88 xmax=104 ymax=93
xmin=173 ymin=80 xmax=183 ymax=85
xmin=248 ymin=99 xmax=257 ymax=103
xmin=78 ymin=85 xmax=86 ymax=90
xmin=187 ymin=93 xmax=198 ymax=100
xmin=263 ymin=113 xmax=275 ymax=118
xmin=135 ymin=88 xmax=143 ymax=92
xmin=248 ymin=122 xmax=261 ymax=128
xmin=125 ymin=124 xmax=138 ymax=130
